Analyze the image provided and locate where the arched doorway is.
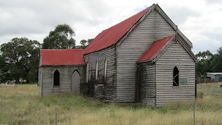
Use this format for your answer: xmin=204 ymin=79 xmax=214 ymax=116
xmin=72 ymin=71 xmax=80 ymax=94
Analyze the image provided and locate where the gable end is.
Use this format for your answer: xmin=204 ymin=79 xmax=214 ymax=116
xmin=154 ymin=4 xmax=193 ymax=48
xmin=153 ymin=37 xmax=196 ymax=63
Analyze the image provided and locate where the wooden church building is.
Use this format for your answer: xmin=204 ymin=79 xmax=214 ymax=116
xmin=39 ymin=4 xmax=196 ymax=106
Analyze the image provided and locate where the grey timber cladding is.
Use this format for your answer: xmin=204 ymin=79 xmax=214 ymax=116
xmin=155 ymin=40 xmax=195 ymax=106
xmin=84 ymin=46 xmax=117 ymax=101
xmin=116 ymin=9 xmax=175 ymax=102
xmin=39 ymin=66 xmax=85 ymax=96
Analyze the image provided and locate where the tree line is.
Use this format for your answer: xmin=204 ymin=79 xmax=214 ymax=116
xmin=196 ymin=48 xmax=222 ymax=79
xmin=0 ymin=24 xmax=92 ymax=84
xmin=0 ymin=24 xmax=221 ymax=83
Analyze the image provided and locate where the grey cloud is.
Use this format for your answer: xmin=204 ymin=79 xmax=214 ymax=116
xmin=203 ymin=32 xmax=222 ymax=43
xmin=0 ymin=8 xmax=46 ymax=35
xmin=0 ymin=0 xmax=111 ymax=42
xmin=0 ymin=0 xmax=221 ymax=53
xmin=192 ymin=30 xmax=222 ymax=53
xmin=166 ymin=6 xmax=201 ymax=25
xmin=193 ymin=38 xmax=222 ymax=54
xmin=0 ymin=1 xmax=72 ymax=36
xmin=205 ymin=0 xmax=222 ymax=4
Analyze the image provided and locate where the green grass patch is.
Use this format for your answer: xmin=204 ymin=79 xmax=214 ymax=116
xmin=0 ymin=83 xmax=222 ymax=125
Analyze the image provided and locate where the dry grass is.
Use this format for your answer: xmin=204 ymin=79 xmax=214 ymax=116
xmin=0 ymin=83 xmax=222 ymax=125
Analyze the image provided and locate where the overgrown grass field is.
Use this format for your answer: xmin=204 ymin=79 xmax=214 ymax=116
xmin=0 ymin=83 xmax=222 ymax=125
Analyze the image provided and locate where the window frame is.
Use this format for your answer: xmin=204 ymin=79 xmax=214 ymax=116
xmin=173 ymin=66 xmax=179 ymax=86
xmin=53 ymin=70 xmax=60 ymax=87
xmin=104 ymin=59 xmax=107 ymax=79
xmin=86 ymin=63 xmax=89 ymax=82
xmin=96 ymin=61 xmax=99 ymax=80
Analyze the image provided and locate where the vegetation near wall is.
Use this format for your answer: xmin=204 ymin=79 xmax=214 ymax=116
xmin=0 ymin=38 xmax=40 ymax=83
xmin=0 ymin=83 xmax=222 ymax=125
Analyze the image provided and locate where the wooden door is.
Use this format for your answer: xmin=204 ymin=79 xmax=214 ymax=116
xmin=72 ymin=71 xmax=80 ymax=94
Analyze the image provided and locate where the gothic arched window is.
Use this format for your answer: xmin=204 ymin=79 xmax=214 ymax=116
xmin=173 ymin=67 xmax=179 ymax=86
xmin=53 ymin=70 xmax=60 ymax=87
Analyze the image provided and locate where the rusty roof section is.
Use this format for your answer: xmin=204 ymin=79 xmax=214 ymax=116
xmin=138 ymin=35 xmax=175 ymax=63
xmin=84 ymin=6 xmax=151 ymax=55
xmin=40 ymin=49 xmax=85 ymax=66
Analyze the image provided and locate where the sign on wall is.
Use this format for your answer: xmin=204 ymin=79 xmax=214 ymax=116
xmin=180 ymin=78 xmax=188 ymax=85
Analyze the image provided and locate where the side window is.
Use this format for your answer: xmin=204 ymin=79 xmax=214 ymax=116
xmin=104 ymin=59 xmax=107 ymax=79
xmin=86 ymin=63 xmax=89 ymax=82
xmin=96 ymin=61 xmax=98 ymax=80
xmin=173 ymin=66 xmax=179 ymax=86
xmin=53 ymin=70 xmax=60 ymax=87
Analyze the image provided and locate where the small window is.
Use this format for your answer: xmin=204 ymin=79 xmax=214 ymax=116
xmin=104 ymin=59 xmax=107 ymax=79
xmin=53 ymin=70 xmax=60 ymax=87
xmin=96 ymin=61 xmax=98 ymax=79
xmin=173 ymin=66 xmax=179 ymax=86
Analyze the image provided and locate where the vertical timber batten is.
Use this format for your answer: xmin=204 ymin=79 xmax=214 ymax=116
xmin=84 ymin=46 xmax=117 ymax=101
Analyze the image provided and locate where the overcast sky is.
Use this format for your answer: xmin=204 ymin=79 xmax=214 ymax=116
xmin=0 ymin=0 xmax=222 ymax=53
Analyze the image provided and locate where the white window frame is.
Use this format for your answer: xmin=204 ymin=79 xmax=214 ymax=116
xmin=104 ymin=59 xmax=107 ymax=79
xmin=86 ymin=63 xmax=89 ymax=82
xmin=96 ymin=61 xmax=99 ymax=80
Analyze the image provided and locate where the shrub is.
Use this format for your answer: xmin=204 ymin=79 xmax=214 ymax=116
xmin=198 ymin=91 xmax=204 ymax=99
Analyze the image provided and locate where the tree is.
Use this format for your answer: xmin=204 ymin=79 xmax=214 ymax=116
xmin=87 ymin=39 xmax=93 ymax=44
xmin=211 ymin=47 xmax=222 ymax=72
xmin=196 ymin=50 xmax=214 ymax=78
xmin=80 ymin=39 xmax=94 ymax=48
xmin=0 ymin=55 xmax=4 ymax=69
xmin=42 ymin=24 xmax=76 ymax=49
xmin=0 ymin=55 xmax=6 ymax=83
xmin=0 ymin=37 xmax=40 ymax=83
xmin=80 ymin=39 xmax=88 ymax=48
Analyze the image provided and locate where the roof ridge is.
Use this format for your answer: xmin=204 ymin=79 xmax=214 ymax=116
xmin=41 ymin=49 xmax=84 ymax=51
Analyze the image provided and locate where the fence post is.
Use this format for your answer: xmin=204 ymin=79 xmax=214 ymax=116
xmin=55 ymin=109 xmax=57 ymax=125
xmin=193 ymin=99 xmax=196 ymax=125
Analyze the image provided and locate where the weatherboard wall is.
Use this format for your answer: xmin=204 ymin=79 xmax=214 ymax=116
xmin=116 ymin=9 xmax=175 ymax=102
xmin=155 ymin=40 xmax=195 ymax=106
xmin=84 ymin=46 xmax=117 ymax=101
xmin=39 ymin=66 xmax=85 ymax=96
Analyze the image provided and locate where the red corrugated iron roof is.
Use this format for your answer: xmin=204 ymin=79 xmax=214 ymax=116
xmin=40 ymin=49 xmax=85 ymax=66
xmin=40 ymin=7 xmax=152 ymax=66
xmin=138 ymin=35 xmax=175 ymax=63
xmin=84 ymin=7 xmax=151 ymax=54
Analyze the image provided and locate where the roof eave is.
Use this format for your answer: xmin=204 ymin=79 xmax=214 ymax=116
xmin=40 ymin=64 xmax=86 ymax=67
xmin=137 ymin=59 xmax=155 ymax=64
